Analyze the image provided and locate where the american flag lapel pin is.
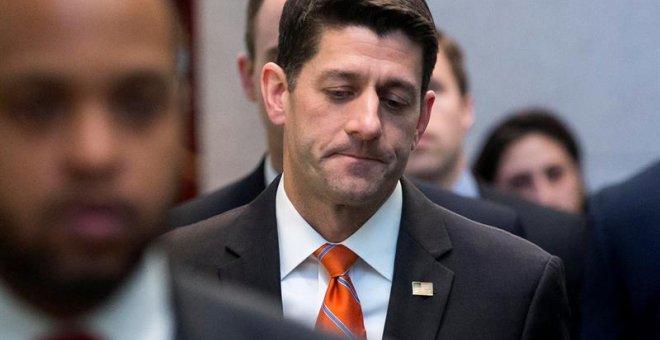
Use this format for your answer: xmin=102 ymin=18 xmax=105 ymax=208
xmin=412 ymin=281 xmax=434 ymax=296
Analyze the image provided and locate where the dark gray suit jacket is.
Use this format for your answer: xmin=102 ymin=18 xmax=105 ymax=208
xmin=478 ymin=183 xmax=588 ymax=334
xmin=165 ymin=178 xmax=570 ymax=339
xmin=166 ymin=161 xmax=267 ymax=230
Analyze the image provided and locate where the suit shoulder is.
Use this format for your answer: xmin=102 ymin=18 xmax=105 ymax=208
xmin=165 ymin=164 xmax=266 ymax=229
xmin=161 ymin=206 xmax=247 ymax=266
xmin=444 ymin=210 xmax=555 ymax=267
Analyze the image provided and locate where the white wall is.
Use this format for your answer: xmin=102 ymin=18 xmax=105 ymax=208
xmin=197 ymin=0 xmax=265 ymax=192
xmin=197 ymin=0 xmax=660 ymax=193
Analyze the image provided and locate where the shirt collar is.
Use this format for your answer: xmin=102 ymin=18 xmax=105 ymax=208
xmin=277 ymin=175 xmax=402 ymax=281
xmin=452 ymin=170 xmax=480 ymax=198
xmin=0 ymin=248 xmax=174 ymax=340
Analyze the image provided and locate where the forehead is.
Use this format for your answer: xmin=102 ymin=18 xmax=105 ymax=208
xmin=305 ymin=26 xmax=423 ymax=85
xmin=0 ymin=0 xmax=175 ymax=79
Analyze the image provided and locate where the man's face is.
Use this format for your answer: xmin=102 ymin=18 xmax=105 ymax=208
xmin=0 ymin=0 xmax=183 ymax=299
xmin=281 ymin=27 xmax=433 ymax=207
xmin=406 ymin=49 xmax=473 ymax=183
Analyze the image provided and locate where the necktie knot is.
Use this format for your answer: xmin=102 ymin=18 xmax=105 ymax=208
xmin=314 ymin=243 xmax=358 ymax=277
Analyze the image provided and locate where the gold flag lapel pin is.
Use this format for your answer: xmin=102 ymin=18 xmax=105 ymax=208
xmin=411 ymin=281 xmax=433 ymax=296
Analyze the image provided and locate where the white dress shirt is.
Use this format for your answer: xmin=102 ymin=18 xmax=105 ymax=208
xmin=0 ymin=249 xmax=174 ymax=340
xmin=277 ymin=175 xmax=402 ymax=340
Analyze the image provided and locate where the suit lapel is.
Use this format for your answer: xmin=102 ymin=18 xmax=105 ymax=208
xmin=216 ymin=177 xmax=284 ymax=310
xmin=383 ymin=179 xmax=454 ymax=339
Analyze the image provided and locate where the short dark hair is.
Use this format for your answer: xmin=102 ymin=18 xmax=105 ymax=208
xmin=244 ymin=0 xmax=265 ymax=59
xmin=437 ymin=29 xmax=469 ymax=97
xmin=472 ymin=107 xmax=582 ymax=182
xmin=277 ymin=0 xmax=438 ymax=95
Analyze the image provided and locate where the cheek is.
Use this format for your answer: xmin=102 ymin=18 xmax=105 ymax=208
xmin=0 ymin=141 xmax=57 ymax=228
xmin=121 ymin=126 xmax=183 ymax=211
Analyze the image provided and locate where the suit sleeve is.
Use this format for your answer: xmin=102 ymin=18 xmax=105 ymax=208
xmin=521 ymin=256 xmax=571 ymax=340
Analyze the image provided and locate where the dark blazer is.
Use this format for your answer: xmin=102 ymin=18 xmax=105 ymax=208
xmin=166 ymin=161 xmax=267 ymax=230
xmin=478 ymin=183 xmax=588 ymax=325
xmin=415 ymin=181 xmax=523 ymax=236
xmin=580 ymin=160 xmax=660 ymax=340
xmin=171 ymin=266 xmax=332 ymax=340
xmin=165 ymin=178 xmax=570 ymax=340
xmin=167 ymin=160 xmax=524 ymax=238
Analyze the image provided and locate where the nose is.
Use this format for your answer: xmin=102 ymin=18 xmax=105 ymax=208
xmin=63 ymin=102 xmax=120 ymax=180
xmin=344 ymin=91 xmax=382 ymax=141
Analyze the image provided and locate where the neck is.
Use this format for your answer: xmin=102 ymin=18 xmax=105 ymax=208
xmin=434 ymin=152 xmax=467 ymax=191
xmin=283 ymin=178 xmax=391 ymax=243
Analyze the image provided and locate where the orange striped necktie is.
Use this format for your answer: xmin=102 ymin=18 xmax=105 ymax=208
xmin=314 ymin=243 xmax=366 ymax=339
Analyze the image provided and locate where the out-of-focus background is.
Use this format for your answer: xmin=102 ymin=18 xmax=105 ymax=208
xmin=193 ymin=0 xmax=660 ymax=194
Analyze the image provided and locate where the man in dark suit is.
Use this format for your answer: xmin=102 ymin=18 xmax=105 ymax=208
xmin=0 ymin=1 xmax=329 ymax=338
xmin=580 ymin=160 xmax=660 ymax=339
xmin=166 ymin=0 xmax=570 ymax=338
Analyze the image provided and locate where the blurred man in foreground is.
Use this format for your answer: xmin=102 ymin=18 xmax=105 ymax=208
xmin=0 ymin=1 xmax=331 ymax=338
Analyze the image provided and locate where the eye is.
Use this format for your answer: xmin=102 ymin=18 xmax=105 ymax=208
xmin=324 ymin=88 xmax=354 ymax=101
xmin=507 ymin=173 xmax=532 ymax=190
xmin=1 ymin=84 xmax=68 ymax=129
xmin=111 ymin=75 xmax=174 ymax=128
xmin=380 ymin=94 xmax=410 ymax=113
xmin=545 ymin=165 xmax=565 ymax=182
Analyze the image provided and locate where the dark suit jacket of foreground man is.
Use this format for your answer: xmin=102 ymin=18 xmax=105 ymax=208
xmin=165 ymin=178 xmax=570 ymax=340
xmin=580 ymin=160 xmax=660 ymax=340
xmin=167 ymin=159 xmax=523 ymax=237
xmin=170 ymin=265 xmax=333 ymax=340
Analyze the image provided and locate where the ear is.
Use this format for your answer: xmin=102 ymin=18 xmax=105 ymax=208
xmin=237 ymin=52 xmax=258 ymax=102
xmin=261 ymin=62 xmax=288 ymax=126
xmin=412 ymin=90 xmax=435 ymax=150
xmin=460 ymin=94 xmax=475 ymax=133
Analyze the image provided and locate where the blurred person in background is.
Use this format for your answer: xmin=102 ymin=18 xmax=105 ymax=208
xmin=473 ymin=108 xmax=587 ymax=214
xmin=166 ymin=0 xmax=286 ymax=228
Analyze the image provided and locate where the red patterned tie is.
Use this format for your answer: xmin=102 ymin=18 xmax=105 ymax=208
xmin=314 ymin=243 xmax=366 ymax=339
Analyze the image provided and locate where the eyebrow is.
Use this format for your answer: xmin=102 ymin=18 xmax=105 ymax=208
xmin=316 ymin=69 xmax=361 ymax=85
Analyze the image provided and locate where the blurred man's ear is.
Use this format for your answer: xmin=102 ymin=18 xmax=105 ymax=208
xmin=237 ymin=52 xmax=258 ymax=102
xmin=261 ymin=62 xmax=288 ymax=126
